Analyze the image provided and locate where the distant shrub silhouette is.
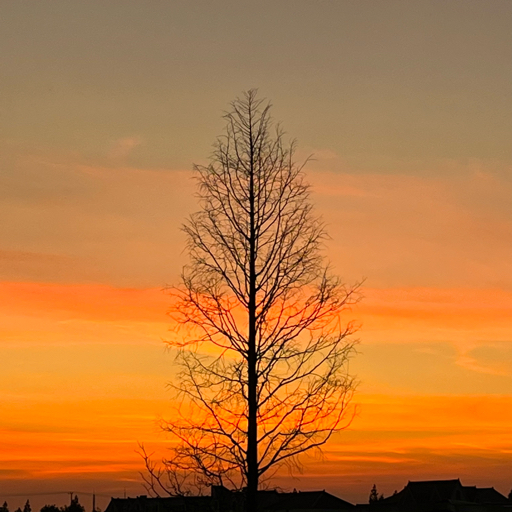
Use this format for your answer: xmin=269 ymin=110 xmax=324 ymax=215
xmin=61 ymin=497 xmax=84 ymax=512
xmin=40 ymin=506 xmax=60 ymax=512
xmin=369 ymin=484 xmax=379 ymax=503
xmin=369 ymin=484 xmax=384 ymax=503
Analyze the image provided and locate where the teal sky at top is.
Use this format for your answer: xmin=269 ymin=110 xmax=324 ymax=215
xmin=1 ymin=0 xmax=511 ymax=172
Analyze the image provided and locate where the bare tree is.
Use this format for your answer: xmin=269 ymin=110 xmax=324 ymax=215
xmin=146 ymin=90 xmax=360 ymax=512
xmin=138 ymin=443 xmax=208 ymax=497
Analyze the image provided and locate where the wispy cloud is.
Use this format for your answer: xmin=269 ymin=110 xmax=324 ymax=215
xmin=454 ymin=341 xmax=512 ymax=376
xmin=107 ymin=136 xmax=143 ymax=159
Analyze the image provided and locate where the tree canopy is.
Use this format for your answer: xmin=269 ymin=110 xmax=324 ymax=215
xmin=143 ymin=90 xmax=360 ymax=512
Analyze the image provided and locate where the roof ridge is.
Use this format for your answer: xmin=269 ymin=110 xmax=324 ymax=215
xmin=407 ymin=479 xmax=461 ymax=485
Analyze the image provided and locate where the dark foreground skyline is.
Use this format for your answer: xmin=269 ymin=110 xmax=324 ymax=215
xmin=3 ymin=479 xmax=512 ymax=512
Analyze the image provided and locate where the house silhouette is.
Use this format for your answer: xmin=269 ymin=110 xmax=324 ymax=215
xmin=104 ymin=486 xmax=354 ymax=512
xmin=355 ymin=479 xmax=511 ymax=512
xmin=104 ymin=480 xmax=510 ymax=512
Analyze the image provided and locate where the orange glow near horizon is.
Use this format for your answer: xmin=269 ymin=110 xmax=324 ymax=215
xmin=1 ymin=280 xmax=511 ymax=502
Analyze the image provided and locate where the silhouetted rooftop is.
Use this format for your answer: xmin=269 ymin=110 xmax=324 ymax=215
xmin=266 ymin=490 xmax=354 ymax=510
xmin=104 ymin=480 xmax=511 ymax=512
xmin=104 ymin=487 xmax=355 ymax=512
xmin=360 ymin=479 xmax=511 ymax=512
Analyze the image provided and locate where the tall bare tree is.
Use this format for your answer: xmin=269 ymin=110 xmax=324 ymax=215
xmin=147 ymin=90 xmax=359 ymax=512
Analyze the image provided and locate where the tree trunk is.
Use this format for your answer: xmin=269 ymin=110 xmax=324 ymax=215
xmin=246 ymin=114 xmax=258 ymax=512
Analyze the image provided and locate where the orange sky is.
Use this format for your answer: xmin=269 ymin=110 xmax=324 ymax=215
xmin=1 ymin=0 xmax=511 ymax=508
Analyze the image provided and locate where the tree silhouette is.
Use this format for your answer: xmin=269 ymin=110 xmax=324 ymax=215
xmin=369 ymin=484 xmax=385 ymax=503
xmin=369 ymin=485 xmax=379 ymax=503
xmin=22 ymin=501 xmax=30 ymax=512
xmin=144 ymin=90 xmax=359 ymax=512
xmin=40 ymin=506 xmax=59 ymax=512
xmin=61 ymin=496 xmax=84 ymax=512
xmin=0 ymin=502 xmax=8 ymax=512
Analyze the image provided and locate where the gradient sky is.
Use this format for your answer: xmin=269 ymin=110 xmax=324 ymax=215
xmin=1 ymin=0 xmax=511 ymax=508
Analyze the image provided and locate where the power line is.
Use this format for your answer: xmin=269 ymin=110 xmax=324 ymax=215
xmin=1 ymin=493 xmax=115 ymax=499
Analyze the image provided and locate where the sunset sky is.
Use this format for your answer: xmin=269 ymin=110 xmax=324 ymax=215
xmin=1 ymin=0 xmax=511 ymax=508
